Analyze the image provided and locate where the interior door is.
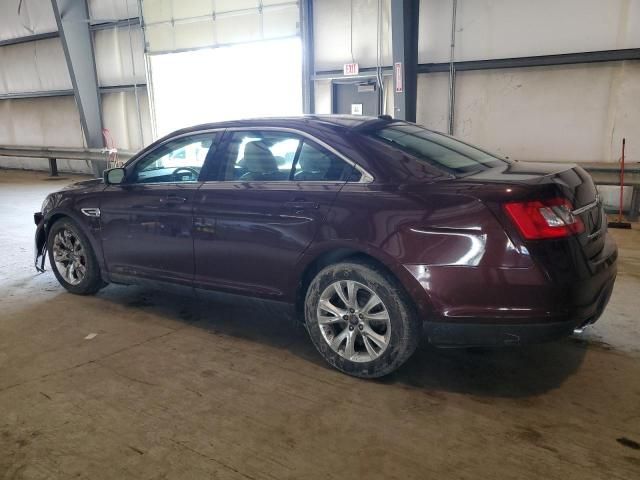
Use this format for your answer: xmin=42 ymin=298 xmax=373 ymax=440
xmin=332 ymin=80 xmax=380 ymax=116
xmin=100 ymin=131 xmax=220 ymax=285
xmin=192 ymin=129 xmax=361 ymax=300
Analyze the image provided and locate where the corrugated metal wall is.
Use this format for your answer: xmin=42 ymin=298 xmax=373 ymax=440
xmin=0 ymin=0 xmax=151 ymax=172
xmin=313 ymin=0 xmax=640 ymax=167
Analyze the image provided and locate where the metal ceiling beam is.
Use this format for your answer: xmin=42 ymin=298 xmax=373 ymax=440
xmin=300 ymin=0 xmax=315 ymax=114
xmin=0 ymin=90 xmax=74 ymax=100
xmin=51 ymin=0 xmax=104 ymax=174
xmin=390 ymin=0 xmax=419 ymax=121
xmin=0 ymin=31 xmax=59 ymax=47
xmin=89 ymin=17 xmax=141 ymax=31
xmin=313 ymin=48 xmax=640 ymax=81
xmin=0 ymin=84 xmax=148 ymax=101
xmin=418 ymin=48 xmax=640 ymax=73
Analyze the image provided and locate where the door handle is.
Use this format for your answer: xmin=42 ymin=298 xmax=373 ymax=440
xmin=160 ymin=195 xmax=187 ymax=205
xmin=284 ymin=200 xmax=319 ymax=210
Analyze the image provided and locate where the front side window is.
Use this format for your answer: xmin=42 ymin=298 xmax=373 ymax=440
xmin=130 ymin=133 xmax=217 ymax=184
xmin=367 ymin=123 xmax=508 ymax=176
xmin=223 ymin=130 xmax=359 ymax=182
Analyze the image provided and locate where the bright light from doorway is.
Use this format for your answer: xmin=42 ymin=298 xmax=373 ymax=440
xmin=149 ymin=38 xmax=302 ymax=136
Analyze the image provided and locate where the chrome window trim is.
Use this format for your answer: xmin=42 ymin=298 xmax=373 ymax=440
xmin=221 ymin=126 xmax=374 ymax=184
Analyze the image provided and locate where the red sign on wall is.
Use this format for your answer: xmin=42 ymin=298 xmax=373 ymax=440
xmin=343 ymin=63 xmax=359 ymax=76
xmin=394 ymin=62 xmax=403 ymax=93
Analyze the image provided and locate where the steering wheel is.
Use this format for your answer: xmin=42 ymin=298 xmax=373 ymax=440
xmin=171 ymin=167 xmax=200 ymax=182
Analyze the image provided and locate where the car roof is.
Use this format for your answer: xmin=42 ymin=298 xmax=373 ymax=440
xmin=170 ymin=115 xmax=393 ymax=136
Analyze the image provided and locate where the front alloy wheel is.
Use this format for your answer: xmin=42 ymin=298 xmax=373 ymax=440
xmin=52 ymin=228 xmax=88 ymax=285
xmin=47 ymin=219 xmax=106 ymax=295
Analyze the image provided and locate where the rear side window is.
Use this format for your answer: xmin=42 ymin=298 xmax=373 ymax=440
xmin=368 ymin=123 xmax=508 ymax=176
xmin=222 ymin=130 xmax=360 ymax=182
xmin=294 ymin=142 xmax=360 ymax=182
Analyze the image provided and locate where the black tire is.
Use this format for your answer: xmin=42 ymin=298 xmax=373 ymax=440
xmin=47 ymin=218 xmax=106 ymax=295
xmin=304 ymin=260 xmax=421 ymax=378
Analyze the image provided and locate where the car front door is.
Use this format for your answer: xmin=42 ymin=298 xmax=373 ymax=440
xmin=100 ymin=131 xmax=221 ymax=285
xmin=192 ymin=128 xmax=363 ymax=300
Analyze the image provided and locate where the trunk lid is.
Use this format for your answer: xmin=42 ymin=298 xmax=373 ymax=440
xmin=463 ymin=161 xmax=605 ymax=259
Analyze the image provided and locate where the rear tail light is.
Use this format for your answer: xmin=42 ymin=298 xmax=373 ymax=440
xmin=503 ymin=198 xmax=585 ymax=240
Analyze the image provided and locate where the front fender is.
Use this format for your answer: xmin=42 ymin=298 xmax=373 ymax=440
xmin=40 ymin=206 xmax=106 ymax=276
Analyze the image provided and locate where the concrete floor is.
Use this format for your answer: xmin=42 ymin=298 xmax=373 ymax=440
xmin=1 ymin=169 xmax=639 ymax=479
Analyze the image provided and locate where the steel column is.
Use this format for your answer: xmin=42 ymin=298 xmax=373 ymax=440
xmin=300 ymin=0 xmax=315 ymax=114
xmin=51 ymin=0 xmax=104 ymax=174
xmin=447 ymin=0 xmax=458 ymax=134
xmin=390 ymin=0 xmax=419 ymax=121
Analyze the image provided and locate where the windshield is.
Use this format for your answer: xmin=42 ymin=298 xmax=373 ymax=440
xmin=367 ymin=123 xmax=509 ymax=176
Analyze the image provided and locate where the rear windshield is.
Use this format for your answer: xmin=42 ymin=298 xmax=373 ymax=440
xmin=367 ymin=123 xmax=509 ymax=176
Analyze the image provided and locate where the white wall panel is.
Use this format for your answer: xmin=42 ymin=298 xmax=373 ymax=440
xmin=88 ymin=0 xmax=139 ymax=22
xmin=416 ymin=62 xmax=640 ymax=164
xmin=0 ymin=96 xmax=92 ymax=172
xmin=142 ymin=0 xmax=299 ymax=53
xmin=101 ymin=90 xmax=153 ymax=151
xmin=0 ymin=0 xmax=57 ymax=41
xmin=313 ymin=0 xmax=391 ymax=71
xmin=0 ymin=38 xmax=71 ymax=93
xmin=419 ymin=0 xmax=640 ymax=63
xmin=0 ymin=96 xmax=83 ymax=146
xmin=93 ymin=26 xmax=146 ymax=86
xmin=314 ymin=79 xmax=332 ymax=114
xmin=415 ymin=72 xmax=449 ymax=132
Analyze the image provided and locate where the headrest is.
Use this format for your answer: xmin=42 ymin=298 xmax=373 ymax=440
xmin=243 ymin=141 xmax=278 ymax=173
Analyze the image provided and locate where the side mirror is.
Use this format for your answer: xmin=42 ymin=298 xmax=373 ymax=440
xmin=103 ymin=167 xmax=126 ymax=185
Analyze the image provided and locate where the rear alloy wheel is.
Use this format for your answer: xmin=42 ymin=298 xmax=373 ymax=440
xmin=47 ymin=219 xmax=105 ymax=295
xmin=305 ymin=261 xmax=421 ymax=378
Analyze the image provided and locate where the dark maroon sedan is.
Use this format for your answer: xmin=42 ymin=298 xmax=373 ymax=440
xmin=34 ymin=115 xmax=617 ymax=378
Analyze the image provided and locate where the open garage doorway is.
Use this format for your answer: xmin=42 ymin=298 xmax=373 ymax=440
xmin=148 ymin=38 xmax=302 ymax=136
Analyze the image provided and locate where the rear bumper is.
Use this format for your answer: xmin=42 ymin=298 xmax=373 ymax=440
xmin=406 ymin=232 xmax=618 ymax=347
xmin=424 ymin=275 xmax=615 ymax=346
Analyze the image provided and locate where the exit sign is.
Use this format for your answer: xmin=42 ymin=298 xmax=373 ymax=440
xmin=343 ymin=63 xmax=359 ymax=76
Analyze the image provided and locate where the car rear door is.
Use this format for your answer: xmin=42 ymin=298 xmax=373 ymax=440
xmin=192 ymin=128 xmax=362 ymax=300
xmin=100 ymin=131 xmax=221 ymax=285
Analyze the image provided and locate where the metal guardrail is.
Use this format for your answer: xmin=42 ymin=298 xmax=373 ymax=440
xmin=0 ymin=145 xmax=136 ymax=176
xmin=0 ymin=145 xmax=637 ymax=220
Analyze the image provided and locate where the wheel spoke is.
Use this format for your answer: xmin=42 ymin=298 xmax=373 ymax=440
xmin=76 ymin=262 xmax=87 ymax=277
xmin=318 ymin=299 xmax=346 ymax=319
xmin=346 ymin=281 xmax=356 ymax=308
xmin=65 ymin=262 xmax=74 ymax=281
xmin=62 ymin=231 xmax=74 ymax=250
xmin=362 ymin=335 xmax=379 ymax=359
xmin=365 ymin=310 xmax=390 ymax=322
xmin=343 ymin=329 xmax=357 ymax=359
xmin=333 ymin=282 xmax=351 ymax=308
xmin=330 ymin=327 xmax=349 ymax=351
xmin=53 ymin=250 xmax=69 ymax=262
xmin=363 ymin=325 xmax=387 ymax=350
xmin=361 ymin=293 xmax=383 ymax=315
